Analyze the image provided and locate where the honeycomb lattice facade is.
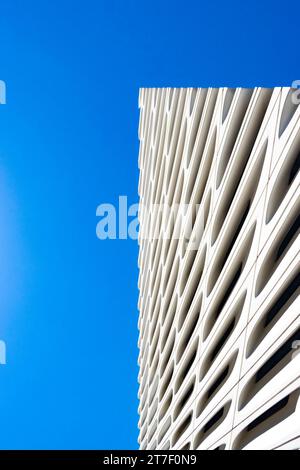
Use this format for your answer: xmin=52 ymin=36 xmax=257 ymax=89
xmin=137 ymin=87 xmax=300 ymax=450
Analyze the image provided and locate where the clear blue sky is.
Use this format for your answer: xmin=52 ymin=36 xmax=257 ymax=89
xmin=0 ymin=0 xmax=298 ymax=450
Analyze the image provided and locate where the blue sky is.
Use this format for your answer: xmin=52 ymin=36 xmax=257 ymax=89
xmin=0 ymin=0 xmax=298 ymax=450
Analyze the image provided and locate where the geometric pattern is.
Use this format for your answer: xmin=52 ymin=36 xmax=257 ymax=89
xmin=137 ymin=87 xmax=300 ymax=449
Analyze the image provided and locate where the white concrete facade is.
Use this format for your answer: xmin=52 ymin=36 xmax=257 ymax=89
xmin=137 ymin=87 xmax=300 ymax=450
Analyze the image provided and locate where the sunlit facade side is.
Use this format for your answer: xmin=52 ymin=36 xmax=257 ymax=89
xmin=137 ymin=87 xmax=300 ymax=450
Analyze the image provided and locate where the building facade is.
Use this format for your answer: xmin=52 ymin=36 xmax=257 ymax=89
xmin=137 ymin=87 xmax=300 ymax=450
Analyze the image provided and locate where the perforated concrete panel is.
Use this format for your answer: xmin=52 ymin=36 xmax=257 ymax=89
xmin=137 ymin=87 xmax=300 ymax=450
